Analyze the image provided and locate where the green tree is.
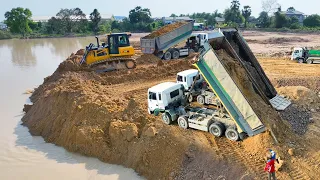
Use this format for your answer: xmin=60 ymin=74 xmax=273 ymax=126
xmin=273 ymin=7 xmax=287 ymax=28
xmin=303 ymin=14 xmax=320 ymax=27
xmin=258 ymin=11 xmax=271 ymax=28
xmin=242 ymin=6 xmax=252 ymax=28
xmin=224 ymin=0 xmax=242 ymax=24
xmin=4 ymin=7 xmax=32 ymax=36
xmin=129 ymin=6 xmax=152 ymax=24
xmin=90 ymin=9 xmax=101 ymax=34
xmin=55 ymin=8 xmax=87 ymax=33
xmin=287 ymin=7 xmax=295 ymax=11
xmin=170 ymin=14 xmax=177 ymax=17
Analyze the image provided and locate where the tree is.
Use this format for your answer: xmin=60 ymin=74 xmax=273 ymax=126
xmin=303 ymin=14 xmax=320 ymax=27
xmin=170 ymin=14 xmax=177 ymax=17
xmin=4 ymin=7 xmax=32 ymax=36
xmin=129 ymin=6 xmax=152 ymax=24
xmin=90 ymin=9 xmax=101 ymax=33
xmin=258 ymin=11 xmax=271 ymax=28
xmin=273 ymin=7 xmax=288 ymax=28
xmin=242 ymin=6 xmax=252 ymax=28
xmin=224 ymin=0 xmax=243 ymax=24
xmin=262 ymin=0 xmax=280 ymax=14
xmin=287 ymin=7 xmax=295 ymax=12
xmin=56 ymin=8 xmax=87 ymax=33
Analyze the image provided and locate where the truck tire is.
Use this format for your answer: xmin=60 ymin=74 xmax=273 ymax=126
xmin=306 ymin=59 xmax=313 ymax=64
xmin=162 ymin=112 xmax=172 ymax=125
xmin=178 ymin=116 xmax=189 ymax=129
xmin=197 ymin=95 xmax=205 ymax=105
xmin=209 ymin=122 xmax=225 ymax=137
xmin=298 ymin=58 xmax=304 ymax=64
xmin=164 ymin=51 xmax=172 ymax=60
xmin=172 ymin=50 xmax=180 ymax=59
xmin=225 ymin=127 xmax=240 ymax=141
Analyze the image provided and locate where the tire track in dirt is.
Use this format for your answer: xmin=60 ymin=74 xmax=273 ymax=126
xmin=204 ymin=134 xmax=267 ymax=179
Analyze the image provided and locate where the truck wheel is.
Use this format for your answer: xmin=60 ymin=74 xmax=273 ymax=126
xmin=162 ymin=112 xmax=172 ymax=125
xmin=298 ymin=58 xmax=304 ymax=63
xmin=306 ymin=59 xmax=313 ymax=64
xmin=164 ymin=51 xmax=172 ymax=60
xmin=178 ymin=116 xmax=189 ymax=129
xmin=225 ymin=127 xmax=240 ymax=141
xmin=172 ymin=50 xmax=180 ymax=59
xmin=197 ymin=95 xmax=205 ymax=105
xmin=209 ymin=122 xmax=225 ymax=137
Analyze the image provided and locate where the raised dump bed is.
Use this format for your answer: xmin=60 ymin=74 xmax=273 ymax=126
xmin=194 ymin=42 xmax=266 ymax=136
xmin=219 ymin=28 xmax=291 ymax=110
xmin=140 ymin=21 xmax=194 ymax=56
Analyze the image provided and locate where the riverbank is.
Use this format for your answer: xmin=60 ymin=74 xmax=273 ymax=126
xmin=0 ymin=31 xmax=96 ymax=40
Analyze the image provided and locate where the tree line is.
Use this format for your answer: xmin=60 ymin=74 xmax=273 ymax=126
xmin=2 ymin=0 xmax=320 ymax=38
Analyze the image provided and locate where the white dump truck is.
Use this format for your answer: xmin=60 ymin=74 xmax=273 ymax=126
xmin=147 ymin=82 xmax=241 ymax=141
xmin=291 ymin=47 xmax=320 ymax=64
xmin=176 ymin=69 xmax=220 ymax=106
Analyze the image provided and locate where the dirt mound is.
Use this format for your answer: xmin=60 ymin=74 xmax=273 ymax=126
xmin=272 ymin=77 xmax=320 ymax=92
xmin=136 ymin=54 xmax=161 ymax=64
xmin=143 ymin=21 xmax=188 ymax=39
xmin=21 ymin=48 xmax=320 ymax=179
xmin=264 ymin=37 xmax=309 ymax=44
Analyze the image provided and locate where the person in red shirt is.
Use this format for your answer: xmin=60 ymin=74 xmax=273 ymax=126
xmin=264 ymin=154 xmax=277 ymax=180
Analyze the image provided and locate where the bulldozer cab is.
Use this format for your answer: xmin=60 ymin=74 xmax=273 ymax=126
xmin=108 ymin=33 xmax=130 ymax=55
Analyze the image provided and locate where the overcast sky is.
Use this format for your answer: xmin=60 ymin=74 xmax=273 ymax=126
xmin=1 ymin=0 xmax=319 ymax=21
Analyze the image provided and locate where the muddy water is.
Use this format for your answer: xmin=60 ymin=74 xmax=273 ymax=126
xmin=0 ymin=38 xmax=143 ymax=180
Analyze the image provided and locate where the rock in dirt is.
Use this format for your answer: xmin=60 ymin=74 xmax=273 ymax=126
xmin=23 ymin=104 xmax=33 ymax=113
xmin=288 ymin=148 xmax=294 ymax=156
xmin=109 ymin=121 xmax=138 ymax=142
xmin=143 ymin=126 xmax=157 ymax=137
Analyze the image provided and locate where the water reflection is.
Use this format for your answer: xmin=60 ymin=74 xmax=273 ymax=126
xmin=0 ymin=37 xmax=93 ymax=67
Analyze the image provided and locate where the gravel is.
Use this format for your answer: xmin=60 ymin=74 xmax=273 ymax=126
xmin=280 ymin=105 xmax=312 ymax=135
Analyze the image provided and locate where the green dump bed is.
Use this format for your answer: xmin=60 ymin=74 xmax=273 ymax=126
xmin=309 ymin=50 xmax=320 ymax=57
xmin=194 ymin=42 xmax=265 ymax=136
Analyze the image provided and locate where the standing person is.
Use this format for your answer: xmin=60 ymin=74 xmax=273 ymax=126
xmin=264 ymin=154 xmax=277 ymax=180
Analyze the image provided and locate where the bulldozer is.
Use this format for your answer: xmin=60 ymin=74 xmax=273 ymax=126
xmin=80 ymin=33 xmax=136 ymax=72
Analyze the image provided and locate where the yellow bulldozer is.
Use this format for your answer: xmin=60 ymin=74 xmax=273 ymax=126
xmin=80 ymin=33 xmax=136 ymax=72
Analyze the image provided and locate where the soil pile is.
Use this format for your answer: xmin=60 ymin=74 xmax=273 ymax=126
xmin=21 ymin=48 xmax=320 ymax=179
xmin=143 ymin=22 xmax=188 ymax=39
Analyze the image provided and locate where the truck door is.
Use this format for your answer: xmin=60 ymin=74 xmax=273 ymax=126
xmin=148 ymin=91 xmax=159 ymax=112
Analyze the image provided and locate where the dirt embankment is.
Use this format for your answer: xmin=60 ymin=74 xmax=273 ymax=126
xmin=22 ymin=49 xmax=320 ymax=180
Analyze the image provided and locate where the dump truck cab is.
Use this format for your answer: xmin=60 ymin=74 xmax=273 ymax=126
xmin=177 ymin=69 xmax=204 ymax=90
xmin=291 ymin=47 xmax=305 ymax=61
xmin=147 ymin=82 xmax=185 ymax=114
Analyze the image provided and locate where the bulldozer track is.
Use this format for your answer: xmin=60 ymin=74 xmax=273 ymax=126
xmin=89 ymin=57 xmax=137 ymax=70
xmin=203 ymin=134 xmax=268 ymax=179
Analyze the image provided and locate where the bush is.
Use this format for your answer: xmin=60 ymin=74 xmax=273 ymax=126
xmin=289 ymin=23 xmax=302 ymax=29
xmin=0 ymin=30 xmax=12 ymax=39
xmin=303 ymin=14 xmax=320 ymax=27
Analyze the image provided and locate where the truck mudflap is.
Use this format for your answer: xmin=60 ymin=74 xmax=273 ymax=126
xmin=194 ymin=43 xmax=265 ymax=136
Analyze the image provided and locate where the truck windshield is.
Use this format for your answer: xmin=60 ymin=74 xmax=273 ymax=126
xmin=149 ymin=92 xmax=157 ymax=100
xmin=177 ymin=75 xmax=183 ymax=82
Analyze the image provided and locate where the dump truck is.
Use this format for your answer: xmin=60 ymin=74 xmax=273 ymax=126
xmin=291 ymin=47 xmax=320 ymax=64
xmin=176 ymin=69 xmax=220 ymax=106
xmin=147 ymin=28 xmax=292 ymax=141
xmin=141 ymin=21 xmax=222 ymax=60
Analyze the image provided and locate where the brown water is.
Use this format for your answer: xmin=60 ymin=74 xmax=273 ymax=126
xmin=0 ymin=38 xmax=143 ymax=180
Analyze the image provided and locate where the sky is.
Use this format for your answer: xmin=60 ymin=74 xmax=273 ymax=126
xmin=0 ymin=0 xmax=319 ymax=21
